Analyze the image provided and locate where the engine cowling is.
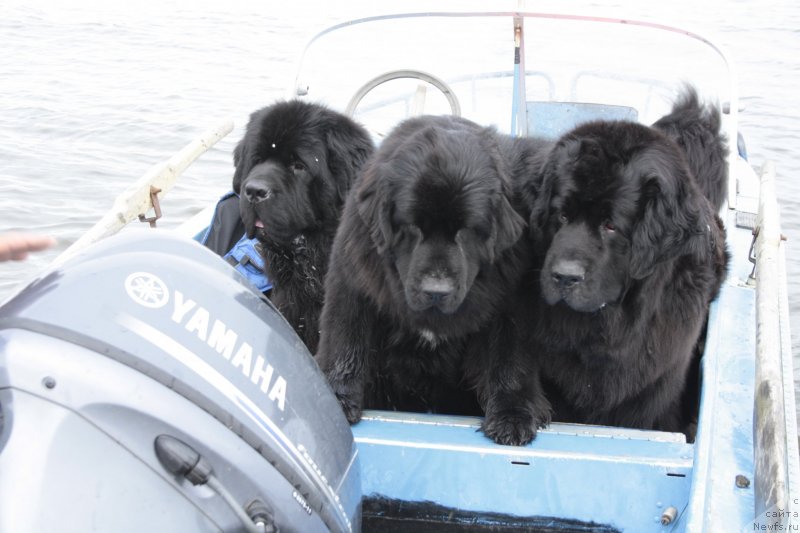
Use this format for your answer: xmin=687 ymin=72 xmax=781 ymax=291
xmin=0 ymin=230 xmax=359 ymax=533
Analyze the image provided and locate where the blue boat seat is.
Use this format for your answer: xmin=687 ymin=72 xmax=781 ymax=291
xmin=526 ymin=101 xmax=638 ymax=139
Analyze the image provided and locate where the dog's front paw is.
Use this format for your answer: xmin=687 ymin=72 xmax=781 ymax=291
xmin=481 ymin=409 xmax=537 ymax=446
xmin=335 ymin=391 xmax=363 ymax=424
xmin=321 ymin=363 xmax=364 ymax=425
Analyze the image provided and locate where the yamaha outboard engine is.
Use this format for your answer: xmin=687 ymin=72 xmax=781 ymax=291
xmin=0 ymin=231 xmax=360 ymax=533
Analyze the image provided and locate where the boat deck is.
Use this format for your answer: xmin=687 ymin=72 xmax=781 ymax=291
xmin=352 ymin=174 xmax=761 ymax=532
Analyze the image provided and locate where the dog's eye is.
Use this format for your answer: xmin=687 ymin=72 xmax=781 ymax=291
xmin=603 ymin=221 xmax=616 ymax=232
xmin=559 ymin=213 xmax=569 ymax=223
xmin=396 ymin=224 xmax=421 ymax=246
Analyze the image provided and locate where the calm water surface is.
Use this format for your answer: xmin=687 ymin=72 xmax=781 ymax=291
xmin=1 ymin=0 xmax=799 ymax=419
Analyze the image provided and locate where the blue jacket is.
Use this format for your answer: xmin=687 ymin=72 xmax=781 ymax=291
xmin=200 ymin=191 xmax=272 ymax=293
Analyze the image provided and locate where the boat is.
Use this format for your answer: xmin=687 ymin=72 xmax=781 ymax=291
xmin=1 ymin=10 xmax=798 ymax=533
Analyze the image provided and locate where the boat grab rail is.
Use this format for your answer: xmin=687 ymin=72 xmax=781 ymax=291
xmin=752 ymin=160 xmax=800 ymax=518
xmin=54 ymin=118 xmax=234 ymax=266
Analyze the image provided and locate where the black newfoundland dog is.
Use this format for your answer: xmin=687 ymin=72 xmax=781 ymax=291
xmin=233 ymin=100 xmax=374 ymax=352
xmin=521 ymin=88 xmax=729 ymax=433
xmin=316 ymin=115 xmax=551 ymax=446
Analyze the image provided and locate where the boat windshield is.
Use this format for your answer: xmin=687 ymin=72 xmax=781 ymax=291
xmin=293 ymin=11 xmax=735 ymax=142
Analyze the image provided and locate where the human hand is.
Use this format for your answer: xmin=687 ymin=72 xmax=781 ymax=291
xmin=0 ymin=232 xmax=56 ymax=262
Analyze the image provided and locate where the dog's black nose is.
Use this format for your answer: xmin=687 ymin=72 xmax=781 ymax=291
xmin=243 ymin=181 xmax=272 ymax=202
xmin=424 ymin=290 xmax=448 ymax=304
xmin=551 ymin=260 xmax=585 ymax=290
xmin=420 ymin=277 xmax=455 ymax=304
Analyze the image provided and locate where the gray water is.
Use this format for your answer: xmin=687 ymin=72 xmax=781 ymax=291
xmin=1 ymin=0 xmax=799 ymax=421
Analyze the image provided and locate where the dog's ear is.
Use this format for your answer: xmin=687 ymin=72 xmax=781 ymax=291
xmin=355 ymin=162 xmax=393 ymax=255
xmin=232 ymin=140 xmax=248 ymax=195
xmin=629 ymin=147 xmax=709 ymax=279
xmin=489 ymin=159 xmax=526 ymax=260
xmin=488 ymin=193 xmax=526 ymax=262
xmin=325 ymin=119 xmax=375 ymax=205
xmin=527 ymin=140 xmax=572 ymax=247
xmin=478 ymin=129 xmax=526 ymax=261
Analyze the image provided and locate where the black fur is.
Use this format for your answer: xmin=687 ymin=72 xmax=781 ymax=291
xmin=652 ymin=86 xmax=728 ymax=211
xmin=519 ymin=88 xmax=729 ymax=434
xmin=233 ymin=100 xmax=374 ymax=352
xmin=316 ymin=115 xmax=551 ymax=446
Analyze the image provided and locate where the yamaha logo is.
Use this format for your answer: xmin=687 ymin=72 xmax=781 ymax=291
xmin=120 ymin=271 xmax=288 ymax=412
xmin=125 ymin=272 xmax=169 ymax=308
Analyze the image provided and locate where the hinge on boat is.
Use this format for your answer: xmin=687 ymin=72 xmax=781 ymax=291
xmin=138 ymin=186 xmax=162 ymax=228
xmin=748 ymin=226 xmax=759 ymax=281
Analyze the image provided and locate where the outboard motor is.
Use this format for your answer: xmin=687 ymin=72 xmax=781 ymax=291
xmin=0 ymin=230 xmax=360 ymax=533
